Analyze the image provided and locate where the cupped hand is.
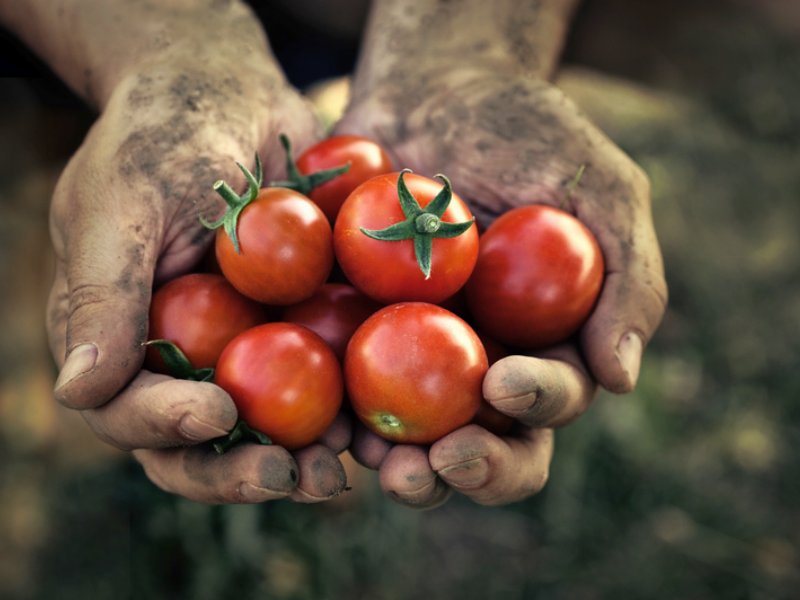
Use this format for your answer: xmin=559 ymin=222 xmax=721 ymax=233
xmin=337 ymin=69 xmax=667 ymax=507
xmin=45 ymin=53 xmax=350 ymax=503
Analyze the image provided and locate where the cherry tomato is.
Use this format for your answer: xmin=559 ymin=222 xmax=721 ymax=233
xmin=145 ymin=273 xmax=268 ymax=372
xmin=296 ymin=135 xmax=394 ymax=223
xmin=281 ymin=283 xmax=382 ymax=361
xmin=345 ymin=302 xmax=487 ymax=444
xmin=215 ymin=323 xmax=343 ymax=450
xmin=334 ymin=171 xmax=479 ymax=304
xmin=215 ymin=185 xmax=334 ymax=305
xmin=465 ymin=204 xmax=604 ymax=349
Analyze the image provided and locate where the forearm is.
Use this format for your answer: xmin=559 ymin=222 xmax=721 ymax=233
xmin=0 ymin=0 xmax=286 ymax=111
xmin=351 ymin=0 xmax=580 ymax=97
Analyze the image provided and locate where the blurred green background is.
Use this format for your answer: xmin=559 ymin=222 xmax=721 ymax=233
xmin=1 ymin=1 xmax=799 ymax=598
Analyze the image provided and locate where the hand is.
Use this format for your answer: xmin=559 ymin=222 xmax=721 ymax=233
xmin=44 ymin=8 xmax=349 ymax=503
xmin=337 ymin=68 xmax=667 ymax=507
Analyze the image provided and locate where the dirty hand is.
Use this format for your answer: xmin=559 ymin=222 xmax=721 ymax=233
xmin=337 ymin=0 xmax=667 ymax=507
xmin=15 ymin=1 xmax=350 ymax=503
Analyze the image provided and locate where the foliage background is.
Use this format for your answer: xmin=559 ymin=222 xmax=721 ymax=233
xmin=1 ymin=1 xmax=798 ymax=598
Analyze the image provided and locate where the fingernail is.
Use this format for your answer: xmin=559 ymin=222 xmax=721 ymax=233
xmin=179 ymin=414 xmax=231 ymax=442
xmin=616 ymin=332 xmax=643 ymax=389
xmin=54 ymin=343 xmax=98 ymax=392
xmin=238 ymin=481 xmax=292 ymax=502
xmin=437 ymin=457 xmax=489 ymax=489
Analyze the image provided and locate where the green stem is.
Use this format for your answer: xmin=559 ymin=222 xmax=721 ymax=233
xmin=360 ymin=170 xmax=474 ymax=277
xmin=212 ymin=420 xmax=272 ymax=454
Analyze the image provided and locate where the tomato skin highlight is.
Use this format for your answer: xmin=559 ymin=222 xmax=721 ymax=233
xmin=334 ymin=172 xmax=479 ymax=304
xmin=215 ymin=187 xmax=334 ymax=305
xmin=465 ymin=205 xmax=604 ymax=349
xmin=281 ymin=283 xmax=382 ymax=361
xmin=215 ymin=323 xmax=343 ymax=450
xmin=345 ymin=302 xmax=487 ymax=445
xmin=145 ymin=273 xmax=268 ymax=372
xmin=296 ymin=135 xmax=394 ymax=223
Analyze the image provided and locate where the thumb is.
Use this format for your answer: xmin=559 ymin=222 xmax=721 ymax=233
xmin=49 ymin=210 xmax=158 ymax=410
xmin=580 ymin=176 xmax=668 ymax=393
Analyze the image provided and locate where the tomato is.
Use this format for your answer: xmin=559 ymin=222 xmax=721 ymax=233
xmin=205 ymin=157 xmax=333 ymax=305
xmin=465 ymin=204 xmax=604 ymax=349
xmin=281 ymin=283 xmax=382 ymax=361
xmin=215 ymin=323 xmax=343 ymax=450
xmin=334 ymin=171 xmax=479 ymax=304
xmin=294 ymin=135 xmax=394 ymax=223
xmin=345 ymin=302 xmax=487 ymax=444
xmin=145 ymin=273 xmax=268 ymax=372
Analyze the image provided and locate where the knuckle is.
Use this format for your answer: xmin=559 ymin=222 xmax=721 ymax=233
xmin=69 ymin=282 xmax=116 ymax=313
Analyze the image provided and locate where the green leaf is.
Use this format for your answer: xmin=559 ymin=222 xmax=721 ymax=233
xmin=202 ymin=154 xmax=263 ymax=255
xmin=145 ymin=340 xmax=215 ymax=382
xmin=425 ymin=174 xmax=453 ymax=217
xmin=360 ymin=221 xmax=415 ymax=241
xmin=435 ymin=219 xmax=475 ymax=238
xmin=270 ymin=133 xmax=350 ymax=195
xmin=396 ymin=169 xmax=424 ymax=219
xmin=213 ymin=420 xmax=272 ymax=454
xmin=414 ymin=234 xmax=433 ymax=279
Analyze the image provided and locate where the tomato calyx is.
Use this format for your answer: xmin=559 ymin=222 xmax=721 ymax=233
xmin=269 ymin=133 xmax=351 ymax=196
xmin=144 ymin=340 xmax=215 ymax=382
xmin=200 ymin=154 xmax=264 ymax=254
xmin=212 ymin=419 xmax=272 ymax=455
xmin=360 ymin=169 xmax=475 ymax=279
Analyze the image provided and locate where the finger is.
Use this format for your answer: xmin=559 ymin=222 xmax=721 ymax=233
xmin=133 ymin=443 xmax=299 ymax=504
xmin=579 ymin=171 xmax=668 ymax=393
xmin=317 ymin=410 xmax=353 ymax=454
xmin=49 ymin=165 xmax=160 ymax=410
xmin=350 ymin=423 xmax=393 ymax=470
xmin=289 ymin=444 xmax=349 ymax=503
xmin=430 ymin=425 xmax=554 ymax=506
xmin=482 ymin=346 xmax=597 ymax=428
xmin=378 ymin=445 xmax=452 ymax=510
xmin=81 ymin=371 xmax=237 ymax=451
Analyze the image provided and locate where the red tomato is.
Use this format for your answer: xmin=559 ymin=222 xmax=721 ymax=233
xmin=345 ymin=302 xmax=487 ymax=444
xmin=215 ymin=186 xmax=334 ymax=305
xmin=334 ymin=171 xmax=479 ymax=304
xmin=145 ymin=273 xmax=268 ymax=372
xmin=215 ymin=323 xmax=343 ymax=450
xmin=465 ymin=205 xmax=604 ymax=348
xmin=281 ymin=283 xmax=382 ymax=361
xmin=296 ymin=135 xmax=394 ymax=223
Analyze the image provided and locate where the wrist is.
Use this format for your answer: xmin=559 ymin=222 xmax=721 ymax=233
xmin=351 ymin=0 xmax=580 ymax=97
xmin=1 ymin=1 xmax=286 ymax=111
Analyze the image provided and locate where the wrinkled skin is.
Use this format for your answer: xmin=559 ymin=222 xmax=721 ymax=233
xmin=44 ymin=5 xmax=350 ymax=504
xmin=337 ymin=65 xmax=667 ymax=508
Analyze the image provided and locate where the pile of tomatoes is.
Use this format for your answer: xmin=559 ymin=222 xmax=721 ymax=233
xmin=146 ymin=135 xmax=604 ymax=452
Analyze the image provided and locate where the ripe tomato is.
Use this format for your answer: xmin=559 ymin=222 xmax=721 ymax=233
xmin=345 ymin=302 xmax=487 ymax=444
xmin=334 ymin=171 xmax=479 ymax=304
xmin=281 ymin=283 xmax=382 ymax=361
xmin=145 ymin=273 xmax=268 ymax=372
xmin=465 ymin=204 xmax=604 ymax=349
xmin=215 ymin=323 xmax=343 ymax=450
xmin=215 ymin=185 xmax=333 ymax=305
xmin=205 ymin=157 xmax=333 ymax=305
xmin=294 ymin=135 xmax=394 ymax=223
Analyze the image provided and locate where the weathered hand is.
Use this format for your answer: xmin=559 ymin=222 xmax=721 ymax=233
xmin=338 ymin=68 xmax=667 ymax=507
xmin=45 ymin=48 xmax=351 ymax=502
